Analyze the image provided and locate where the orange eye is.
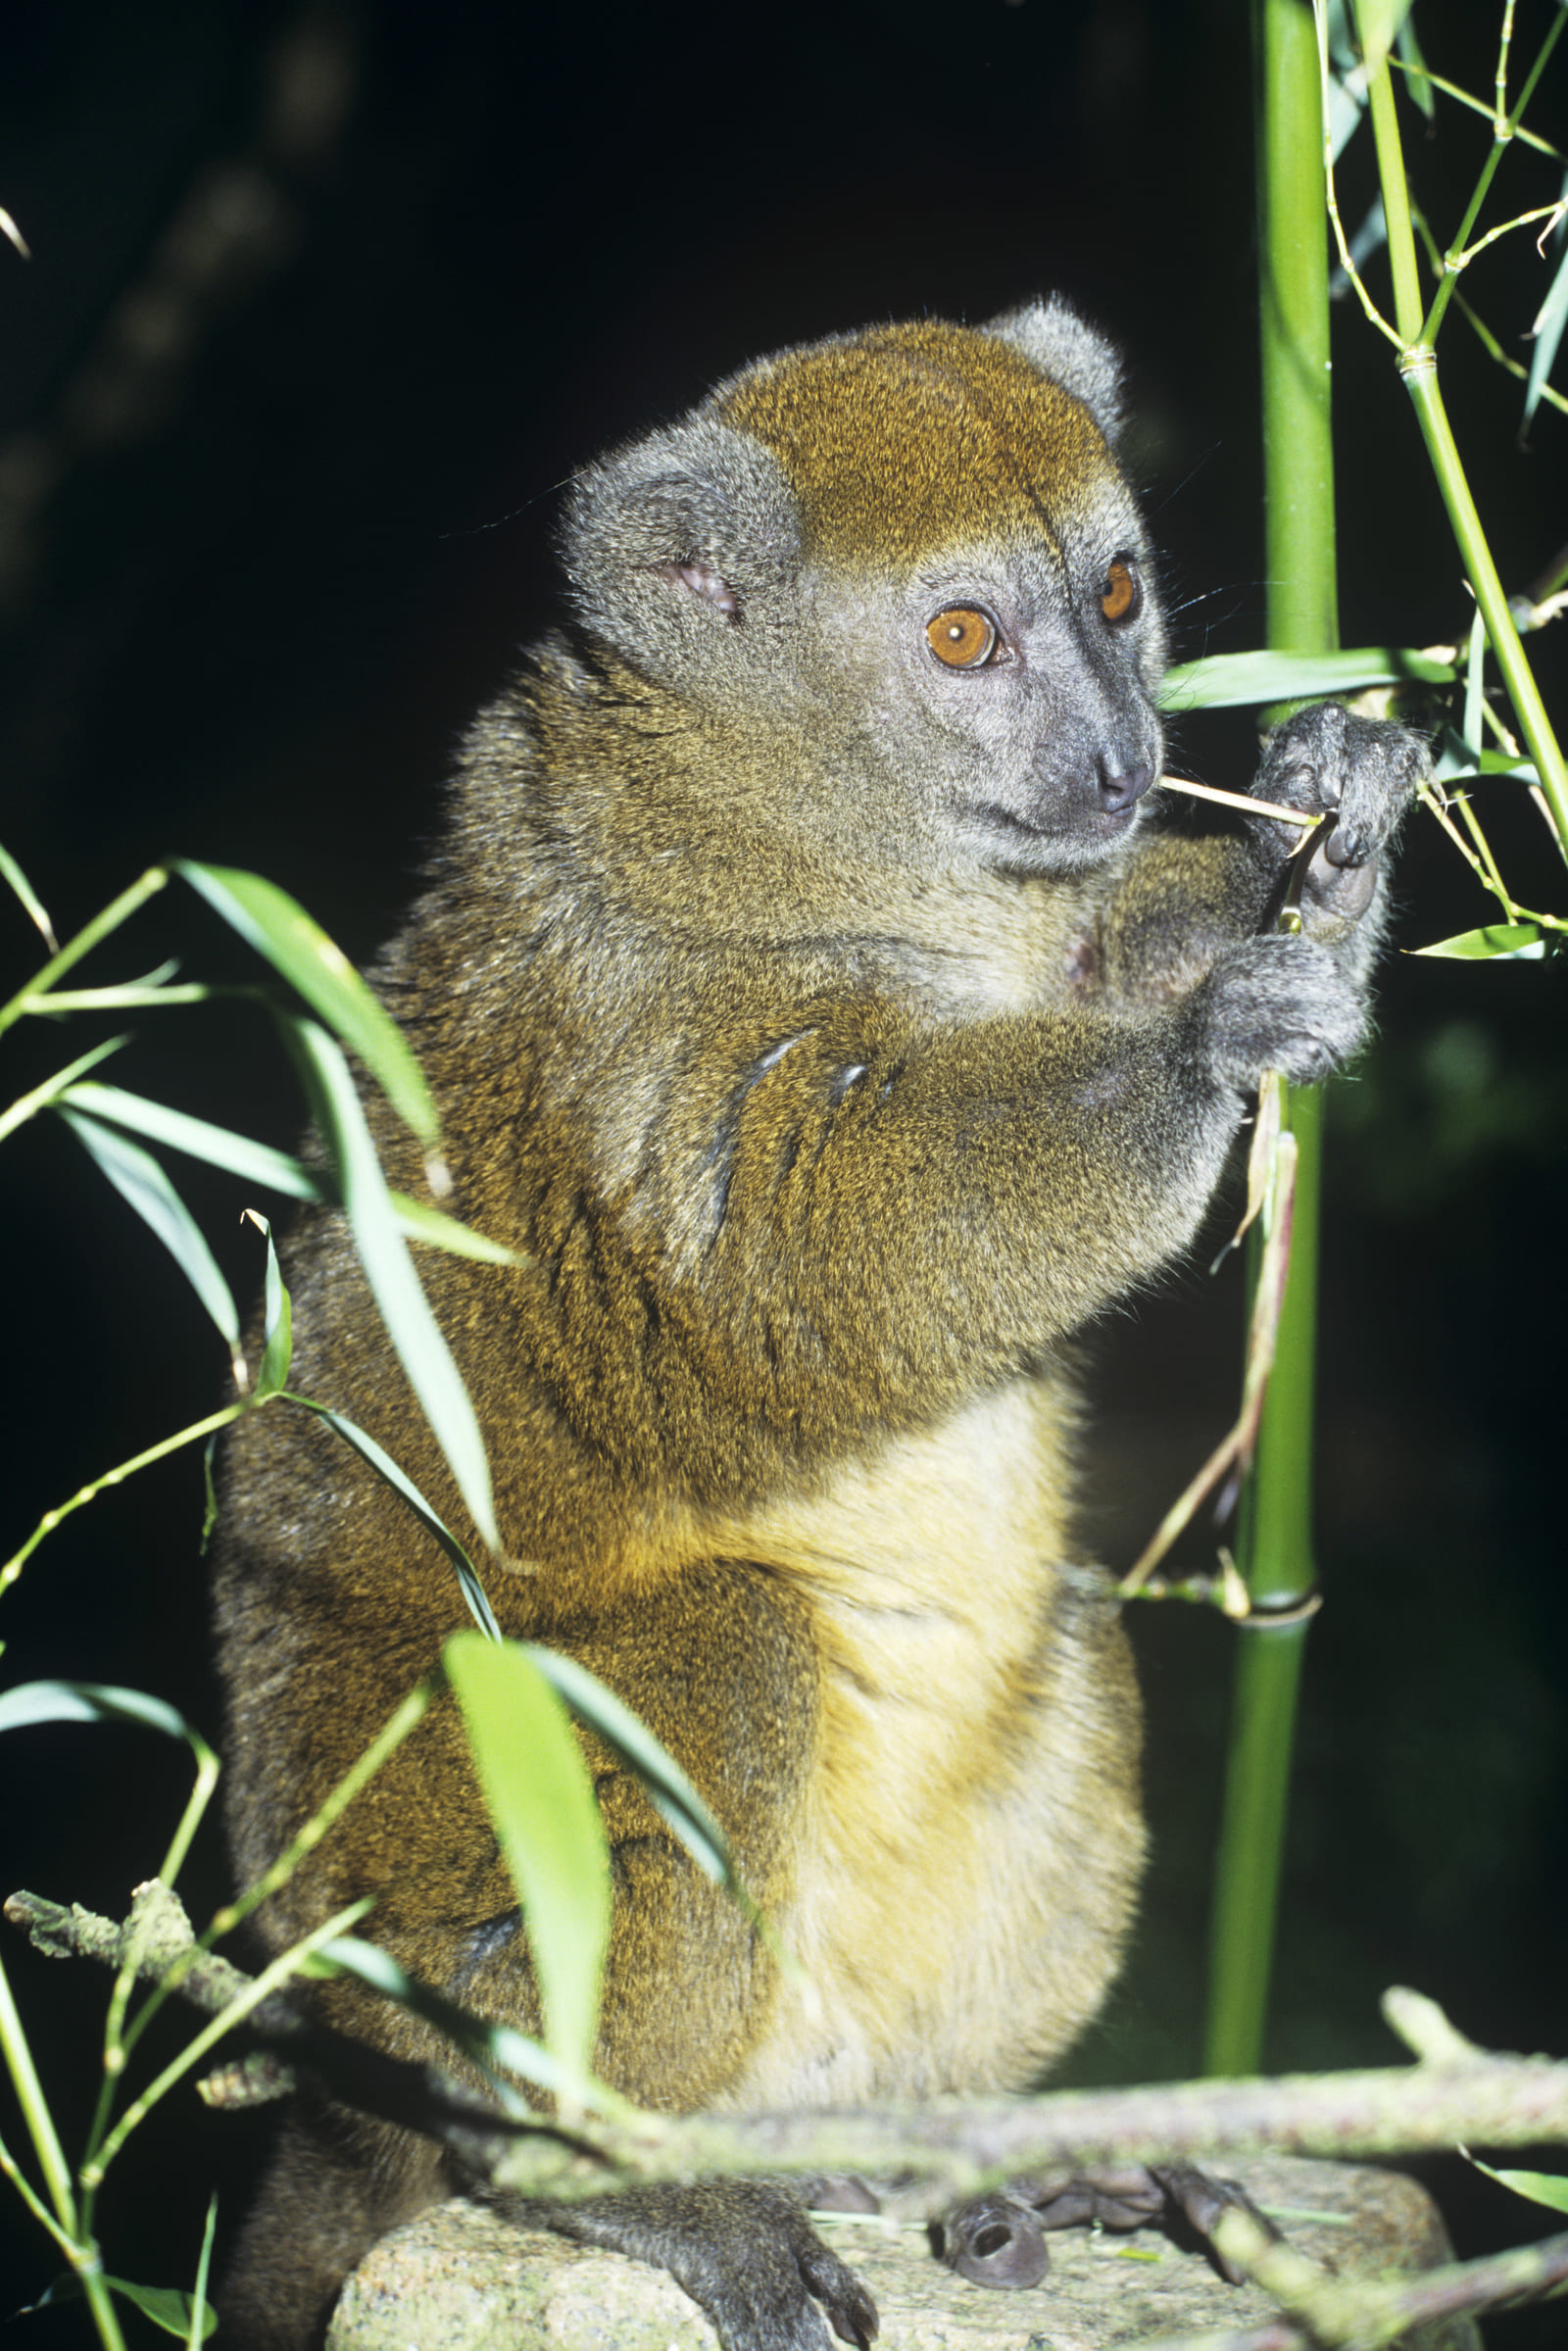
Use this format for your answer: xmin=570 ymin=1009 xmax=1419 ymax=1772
xmin=926 ymin=608 xmax=998 ymax=667
xmin=1101 ymin=558 xmax=1141 ymax=624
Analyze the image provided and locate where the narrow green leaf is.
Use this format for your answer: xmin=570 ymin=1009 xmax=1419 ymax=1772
xmin=0 ymin=835 xmax=56 ymax=952
xmin=1466 ymin=2154 xmax=1568 ymax=2215
xmin=0 ymin=867 xmax=166 ymax=1043
xmin=1161 ymin=645 xmax=1455 ymax=710
xmin=1432 ymin=727 xmax=1543 ymax=789
xmin=1473 ymin=753 xmax=1545 ymax=779
xmin=1394 ymin=14 xmax=1434 ymax=122
xmin=1524 ymin=197 xmax=1568 ymax=436
xmin=445 ymin=1632 xmax=611 ymax=2087
xmin=0 ymin=1680 xmax=194 ymax=1739
xmin=114 ymin=2280 xmax=218 ymax=2341
xmin=313 ymin=1934 xmax=632 ymax=2116
xmin=58 ymin=1108 xmax=241 ymax=1363
xmin=0 ymin=1681 xmax=220 ymax=1884
xmin=30 ymin=2273 xmax=216 ymax=2340
xmin=285 ymin=1393 xmax=499 ymax=1640
xmin=172 ymin=860 xmax=439 ymax=1150
xmin=0 ymin=1034 xmax=128 ymax=1148
xmin=1411 ymin=922 xmax=1547 ymax=960
xmin=63 ymin=1082 xmax=319 ymax=1200
xmin=393 ymin=1191 xmax=521 ymax=1266
xmin=1462 ymin=609 xmax=1487 ymax=758
xmin=1325 ymin=64 xmax=1365 ymax=167
xmin=18 ymin=982 xmax=213 ymax=1010
xmin=276 ymin=1011 xmax=498 ymax=1552
xmin=525 ymin=1645 xmax=732 ymax=1888
xmin=64 ymin=1081 xmax=515 ymax=1260
xmin=254 ymin=1218 xmax=294 ymax=1399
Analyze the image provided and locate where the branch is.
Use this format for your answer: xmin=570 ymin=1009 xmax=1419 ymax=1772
xmin=4 ymin=1884 xmax=546 ymax=2177
xmin=1138 ymin=2209 xmax=1568 ymax=2349
xmin=9 ymin=1886 xmax=1568 ymax=2214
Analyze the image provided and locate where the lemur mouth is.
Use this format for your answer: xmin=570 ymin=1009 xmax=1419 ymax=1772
xmin=967 ymin=798 xmax=1140 ymax=847
xmin=969 ymin=802 xmax=1047 ymax=842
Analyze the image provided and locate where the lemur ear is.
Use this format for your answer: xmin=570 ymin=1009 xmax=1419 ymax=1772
xmin=560 ymin=417 xmax=803 ymax=673
xmin=984 ymin=296 xmax=1128 ymax=450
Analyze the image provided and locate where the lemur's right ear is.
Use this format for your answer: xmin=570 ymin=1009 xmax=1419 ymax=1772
xmin=560 ymin=417 xmax=804 ymax=673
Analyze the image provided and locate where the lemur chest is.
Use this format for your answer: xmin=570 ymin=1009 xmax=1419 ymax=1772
xmin=706 ymin=1378 xmax=1147 ymax=2111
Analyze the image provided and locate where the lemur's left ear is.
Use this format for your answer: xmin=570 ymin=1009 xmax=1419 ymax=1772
xmin=984 ymin=296 xmax=1128 ymax=449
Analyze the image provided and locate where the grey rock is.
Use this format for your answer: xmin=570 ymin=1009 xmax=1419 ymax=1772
xmin=328 ymin=2156 xmax=1481 ymax=2351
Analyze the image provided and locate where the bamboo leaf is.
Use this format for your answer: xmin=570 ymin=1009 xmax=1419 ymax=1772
xmin=525 ymin=1646 xmax=733 ymax=1889
xmin=0 ymin=835 xmax=56 ymax=952
xmin=1524 ymin=187 xmax=1568 ymax=436
xmin=313 ymin=1933 xmax=639 ymax=2118
xmin=27 ymin=2276 xmax=217 ymax=2341
xmin=172 ymin=860 xmax=439 ymax=1151
xmin=1466 ymin=2154 xmax=1568 ymax=2215
xmin=1324 ymin=58 xmax=1366 ymax=166
xmin=1394 ymin=13 xmax=1434 ymax=122
xmin=113 ymin=2282 xmax=218 ymax=2342
xmin=0 ymin=868 xmax=167 ymax=1042
xmin=1462 ymin=609 xmax=1487 ymax=756
xmin=445 ymin=1632 xmax=611 ymax=2089
xmin=0 ymin=1675 xmax=220 ymax=1885
xmin=64 ymin=1082 xmax=319 ymax=1200
xmin=391 ymin=1191 xmax=521 ymax=1266
xmin=1432 ymin=728 xmax=1542 ymax=788
xmin=252 ymin=1216 xmax=293 ymax=1399
xmin=0 ymin=1680 xmax=196 ymax=1740
xmin=285 ymin=1394 xmax=498 ymax=1640
xmin=17 ymin=981 xmax=212 ymax=1011
xmin=57 ymin=1108 xmax=241 ymax=1370
xmin=1410 ymin=922 xmax=1547 ymax=960
xmin=0 ymin=1034 xmax=128 ymax=1148
xmin=276 ymin=1011 xmax=497 ymax=1551
xmin=1162 ymin=645 xmax=1455 ymax=710
xmin=63 ymin=1082 xmax=516 ymax=1260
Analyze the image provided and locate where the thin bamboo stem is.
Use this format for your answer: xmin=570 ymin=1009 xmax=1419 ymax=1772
xmin=1204 ymin=0 xmax=1334 ymax=2082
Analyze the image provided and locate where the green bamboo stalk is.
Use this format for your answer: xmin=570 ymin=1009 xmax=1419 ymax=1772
xmin=1203 ymin=0 xmax=1335 ymax=2080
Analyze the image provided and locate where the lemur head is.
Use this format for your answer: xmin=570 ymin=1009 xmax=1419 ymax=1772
xmin=562 ymin=299 xmax=1165 ymax=879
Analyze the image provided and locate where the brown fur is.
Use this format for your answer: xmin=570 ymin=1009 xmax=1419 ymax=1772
xmin=214 ymin=302 xmax=1421 ymax=2350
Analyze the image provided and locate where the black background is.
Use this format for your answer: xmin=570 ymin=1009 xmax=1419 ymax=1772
xmin=1 ymin=1 xmax=1565 ymax=2338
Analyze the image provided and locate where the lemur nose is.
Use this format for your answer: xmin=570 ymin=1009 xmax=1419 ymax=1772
xmin=1098 ymin=761 xmax=1153 ymax=814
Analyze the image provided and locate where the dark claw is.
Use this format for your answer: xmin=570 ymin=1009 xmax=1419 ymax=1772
xmin=1030 ymin=2182 xmax=1102 ymax=2229
xmin=1029 ymin=2164 xmax=1163 ymax=2233
xmin=933 ymin=2193 xmax=1050 ymax=2288
xmin=802 ymin=2176 xmax=882 ymax=2215
xmin=1148 ymin=2162 xmax=1283 ymax=2285
xmin=808 ymin=2262 xmax=878 ymax=2348
xmin=537 ymin=2178 xmax=879 ymax=2348
xmin=939 ymin=2162 xmax=1283 ymax=2295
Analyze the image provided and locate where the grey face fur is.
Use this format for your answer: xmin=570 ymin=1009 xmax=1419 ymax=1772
xmin=561 ymin=299 xmax=1166 ymax=881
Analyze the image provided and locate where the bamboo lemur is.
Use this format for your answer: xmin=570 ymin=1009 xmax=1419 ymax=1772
xmin=215 ymin=299 xmax=1424 ymax=2349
